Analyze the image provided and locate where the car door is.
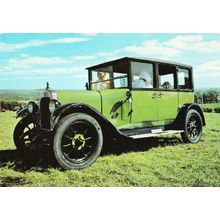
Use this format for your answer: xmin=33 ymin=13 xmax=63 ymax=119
xmin=157 ymin=64 xmax=178 ymax=122
xmin=131 ymin=90 xmax=158 ymax=123
xmin=130 ymin=61 xmax=158 ymax=126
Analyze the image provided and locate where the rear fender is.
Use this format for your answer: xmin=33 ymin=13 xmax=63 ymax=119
xmin=173 ymin=103 xmax=206 ymax=129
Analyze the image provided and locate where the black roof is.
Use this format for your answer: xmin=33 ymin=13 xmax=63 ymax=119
xmin=86 ymin=57 xmax=192 ymax=70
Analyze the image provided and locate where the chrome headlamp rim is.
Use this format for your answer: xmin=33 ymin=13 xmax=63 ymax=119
xmin=27 ymin=101 xmax=39 ymax=114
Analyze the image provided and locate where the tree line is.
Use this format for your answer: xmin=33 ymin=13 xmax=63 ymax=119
xmin=195 ymin=89 xmax=220 ymax=104
xmin=0 ymin=101 xmax=26 ymax=112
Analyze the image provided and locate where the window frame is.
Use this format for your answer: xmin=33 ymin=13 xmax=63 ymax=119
xmin=87 ymin=58 xmax=194 ymax=92
xmin=156 ymin=63 xmax=178 ymax=92
xmin=88 ymin=63 xmax=129 ymax=90
xmin=177 ymin=67 xmax=194 ymax=92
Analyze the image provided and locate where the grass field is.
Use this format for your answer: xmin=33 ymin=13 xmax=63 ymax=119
xmin=0 ymin=111 xmax=220 ymax=187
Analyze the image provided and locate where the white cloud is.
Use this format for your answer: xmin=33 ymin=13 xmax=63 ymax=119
xmin=164 ymin=35 xmax=203 ymax=49
xmin=29 ymin=66 xmax=85 ymax=75
xmin=71 ymin=55 xmax=97 ymax=61
xmin=48 ymin=38 xmax=88 ymax=44
xmin=2 ymin=34 xmax=220 ymax=87
xmin=164 ymin=34 xmax=220 ymax=53
xmin=123 ymin=40 xmax=179 ymax=58
xmin=0 ymin=65 xmax=4 ymax=71
xmin=121 ymin=34 xmax=220 ymax=59
xmin=7 ymin=56 xmax=69 ymax=69
xmin=81 ymin=33 xmax=98 ymax=37
xmin=97 ymin=50 xmax=121 ymax=57
xmin=0 ymin=37 xmax=89 ymax=52
xmin=1 ymin=54 xmax=87 ymax=80
xmin=195 ymin=59 xmax=220 ymax=77
xmin=2 ymin=66 xmax=85 ymax=77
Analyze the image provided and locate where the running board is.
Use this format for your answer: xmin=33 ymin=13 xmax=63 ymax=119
xmin=129 ymin=130 xmax=184 ymax=139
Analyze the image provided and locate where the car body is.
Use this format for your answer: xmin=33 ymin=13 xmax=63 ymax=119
xmin=14 ymin=57 xmax=205 ymax=169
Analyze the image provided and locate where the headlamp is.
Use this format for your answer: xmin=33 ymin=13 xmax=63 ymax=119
xmin=49 ymin=100 xmax=57 ymax=113
xmin=28 ymin=102 xmax=34 ymax=113
xmin=27 ymin=101 xmax=39 ymax=114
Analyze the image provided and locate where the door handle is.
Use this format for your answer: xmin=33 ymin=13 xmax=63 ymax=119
xmin=158 ymin=92 xmax=164 ymax=98
xmin=152 ymin=92 xmax=157 ymax=98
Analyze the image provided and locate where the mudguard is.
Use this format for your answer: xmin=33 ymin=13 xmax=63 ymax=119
xmin=52 ymin=103 xmax=121 ymax=139
xmin=16 ymin=107 xmax=29 ymax=118
xmin=173 ymin=103 xmax=206 ymax=129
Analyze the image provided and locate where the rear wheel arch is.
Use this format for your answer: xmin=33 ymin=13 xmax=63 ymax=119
xmin=188 ymin=104 xmax=205 ymax=126
xmin=174 ymin=103 xmax=205 ymax=129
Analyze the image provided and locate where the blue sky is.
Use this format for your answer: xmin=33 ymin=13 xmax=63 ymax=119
xmin=0 ymin=33 xmax=220 ymax=89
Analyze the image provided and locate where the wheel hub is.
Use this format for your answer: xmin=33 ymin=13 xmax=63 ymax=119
xmin=72 ymin=134 xmax=86 ymax=150
xmin=188 ymin=119 xmax=198 ymax=137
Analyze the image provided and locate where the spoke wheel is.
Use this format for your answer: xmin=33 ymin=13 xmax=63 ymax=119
xmin=13 ymin=116 xmax=38 ymax=152
xmin=53 ymin=113 xmax=103 ymax=170
xmin=181 ymin=109 xmax=203 ymax=143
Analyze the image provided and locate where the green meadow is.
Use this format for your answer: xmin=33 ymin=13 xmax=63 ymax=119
xmin=0 ymin=111 xmax=220 ymax=187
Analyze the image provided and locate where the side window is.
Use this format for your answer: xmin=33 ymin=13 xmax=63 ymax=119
xmin=178 ymin=68 xmax=192 ymax=90
xmin=159 ymin=64 xmax=176 ymax=90
xmin=90 ymin=61 xmax=129 ymax=90
xmin=131 ymin=62 xmax=154 ymax=89
xmin=91 ymin=71 xmax=111 ymax=90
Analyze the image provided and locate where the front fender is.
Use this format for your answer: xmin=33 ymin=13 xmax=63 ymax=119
xmin=52 ymin=103 xmax=120 ymax=139
xmin=16 ymin=107 xmax=29 ymax=118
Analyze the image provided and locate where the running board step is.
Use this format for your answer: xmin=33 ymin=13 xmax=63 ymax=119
xmin=130 ymin=130 xmax=184 ymax=139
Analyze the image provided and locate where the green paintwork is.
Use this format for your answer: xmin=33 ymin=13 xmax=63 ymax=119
xmin=129 ymin=90 xmax=179 ymax=128
xmin=57 ymin=90 xmax=102 ymax=113
xmin=57 ymin=89 xmax=195 ymax=130
xmin=58 ymin=89 xmax=131 ymax=128
xmin=178 ymin=92 xmax=194 ymax=108
xmin=131 ymin=90 xmax=158 ymax=122
xmin=157 ymin=91 xmax=178 ymax=121
xmin=100 ymin=89 xmax=131 ymax=127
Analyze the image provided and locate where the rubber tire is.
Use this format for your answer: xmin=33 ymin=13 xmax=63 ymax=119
xmin=53 ymin=113 xmax=103 ymax=170
xmin=181 ymin=109 xmax=203 ymax=144
xmin=13 ymin=116 xmax=34 ymax=152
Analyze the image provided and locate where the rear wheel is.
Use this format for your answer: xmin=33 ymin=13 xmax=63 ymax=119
xmin=181 ymin=109 xmax=203 ymax=143
xmin=53 ymin=113 xmax=103 ymax=170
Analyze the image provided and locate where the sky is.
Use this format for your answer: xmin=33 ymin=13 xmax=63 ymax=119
xmin=0 ymin=33 xmax=220 ymax=90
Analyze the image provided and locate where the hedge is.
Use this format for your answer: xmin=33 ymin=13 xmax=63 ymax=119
xmin=214 ymin=107 xmax=220 ymax=113
xmin=203 ymin=108 xmax=212 ymax=113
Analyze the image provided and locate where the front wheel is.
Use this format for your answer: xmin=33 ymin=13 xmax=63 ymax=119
xmin=53 ymin=113 xmax=103 ymax=170
xmin=181 ymin=109 xmax=203 ymax=143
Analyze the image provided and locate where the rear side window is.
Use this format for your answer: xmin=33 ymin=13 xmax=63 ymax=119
xmin=178 ymin=68 xmax=192 ymax=90
xmin=158 ymin=64 xmax=176 ymax=90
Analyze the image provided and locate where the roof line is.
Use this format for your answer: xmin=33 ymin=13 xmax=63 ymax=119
xmin=86 ymin=57 xmax=192 ymax=70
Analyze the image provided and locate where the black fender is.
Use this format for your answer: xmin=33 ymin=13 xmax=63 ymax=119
xmin=52 ymin=103 xmax=121 ymax=140
xmin=173 ymin=103 xmax=206 ymax=129
xmin=16 ymin=107 xmax=29 ymax=118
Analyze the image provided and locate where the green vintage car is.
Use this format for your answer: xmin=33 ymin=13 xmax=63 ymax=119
xmin=14 ymin=57 xmax=205 ymax=169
